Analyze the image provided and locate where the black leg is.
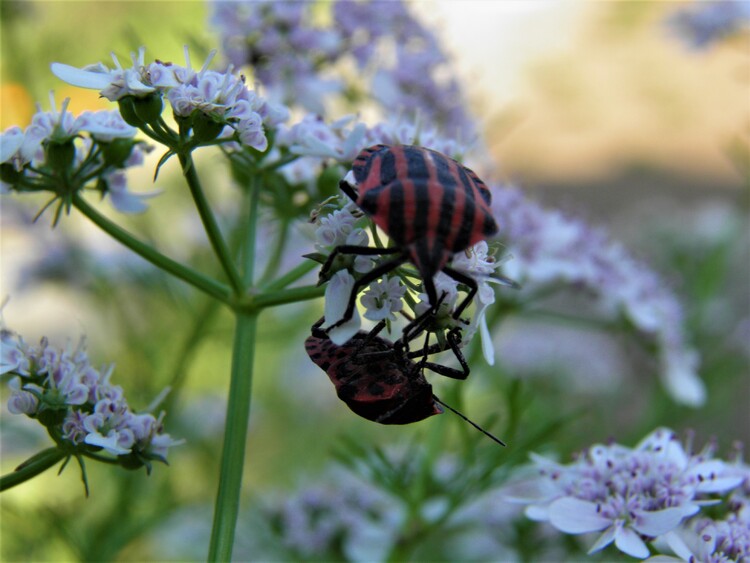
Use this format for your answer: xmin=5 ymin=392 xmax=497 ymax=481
xmin=338 ymin=179 xmax=359 ymax=203
xmin=405 ymin=328 xmax=469 ymax=380
xmin=442 ymin=265 xmax=478 ymax=320
xmin=396 ymin=296 xmax=471 ymax=380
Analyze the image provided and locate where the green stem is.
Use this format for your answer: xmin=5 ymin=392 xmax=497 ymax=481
xmin=1 ymin=447 xmax=66 ymax=492
xmin=207 ymin=311 xmax=258 ymax=562
xmin=179 ymin=152 xmax=244 ymax=295
xmin=208 ymin=169 xmax=263 ymax=561
xmin=247 ymin=284 xmax=325 ymax=311
xmin=72 ymin=194 xmax=231 ymax=303
xmin=262 ymin=260 xmax=318 ymax=291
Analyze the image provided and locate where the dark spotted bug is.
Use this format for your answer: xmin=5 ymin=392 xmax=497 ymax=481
xmin=305 ymin=319 xmax=444 ymax=424
xmin=321 ymin=144 xmax=499 ymax=330
xmin=305 ymin=318 xmax=506 ymax=446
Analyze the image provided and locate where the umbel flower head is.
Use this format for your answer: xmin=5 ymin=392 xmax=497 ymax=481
xmin=1 ymin=326 xmax=181 ymax=474
xmin=51 ymin=46 xmax=289 ymax=151
xmin=0 ymin=93 xmax=157 ymax=219
xmin=503 ymin=428 xmax=747 ymax=560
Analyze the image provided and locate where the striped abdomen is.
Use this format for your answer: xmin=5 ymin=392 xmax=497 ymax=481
xmin=352 ymin=145 xmax=498 ymax=277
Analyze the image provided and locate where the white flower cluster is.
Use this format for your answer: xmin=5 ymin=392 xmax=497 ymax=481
xmin=312 ymin=196 xmax=507 ymax=350
xmin=0 ymin=95 xmax=156 ymax=214
xmin=503 ymin=428 xmax=749 ymax=560
xmin=1 ymin=328 xmax=181 ymax=462
xmin=51 ymin=46 xmax=289 ymax=151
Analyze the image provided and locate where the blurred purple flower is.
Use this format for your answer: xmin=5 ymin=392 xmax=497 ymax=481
xmin=491 ymin=185 xmax=706 ymax=406
xmin=667 ymin=1 xmax=750 ymax=49
xmin=210 ymin=0 xmax=476 ymax=137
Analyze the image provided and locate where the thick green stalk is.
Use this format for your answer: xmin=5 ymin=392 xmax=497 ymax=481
xmin=72 ymin=194 xmax=231 ymax=303
xmin=207 ymin=311 xmax=258 ymax=561
xmin=179 ymin=153 xmax=244 ymax=295
xmin=0 ymin=448 xmax=66 ymax=492
xmin=208 ymin=170 xmax=263 ymax=561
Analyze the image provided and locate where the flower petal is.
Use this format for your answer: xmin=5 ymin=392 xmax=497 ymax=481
xmin=51 ymin=62 xmax=114 ymax=89
xmin=633 ymin=506 xmax=697 ymax=537
xmin=548 ymin=497 xmax=611 ymax=534
xmin=614 ymin=525 xmax=651 ymax=559
xmin=324 ymin=271 xmax=361 ymax=345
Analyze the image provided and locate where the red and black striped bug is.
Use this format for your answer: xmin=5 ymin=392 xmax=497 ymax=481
xmin=305 ymin=318 xmax=442 ymax=424
xmin=305 ymin=317 xmax=505 ymax=445
xmin=320 ymin=144 xmax=498 ymax=330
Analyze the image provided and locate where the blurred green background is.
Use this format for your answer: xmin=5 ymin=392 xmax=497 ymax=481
xmin=1 ymin=1 xmax=748 ymax=560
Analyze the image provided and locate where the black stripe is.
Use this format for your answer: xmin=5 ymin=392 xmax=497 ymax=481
xmin=379 ymin=147 xmax=397 ymax=186
xmin=453 ymin=166 xmax=477 ymax=252
xmin=353 ymin=145 xmax=386 ymax=184
xmin=409 ymin=149 xmax=430 ymax=250
xmin=432 ymin=152 xmax=456 ymax=267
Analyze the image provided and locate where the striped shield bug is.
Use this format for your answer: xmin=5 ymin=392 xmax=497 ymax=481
xmin=320 ymin=144 xmax=498 ymax=330
xmin=305 ymin=317 xmax=506 ymax=446
xmin=305 ymin=318 xmax=443 ymax=425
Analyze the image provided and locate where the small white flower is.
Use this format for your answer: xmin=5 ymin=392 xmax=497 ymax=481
xmin=0 ymin=329 xmax=30 ymax=375
xmin=51 ymin=47 xmax=155 ymax=101
xmin=84 ymin=428 xmax=132 ymax=455
xmin=361 ymin=276 xmax=405 ymax=321
xmin=315 ymin=207 xmax=357 ymax=250
xmin=7 ymin=377 xmax=39 ymax=415
xmin=451 ymin=241 xmax=515 ymax=365
xmin=0 ymin=126 xmax=25 ymax=167
xmin=491 ymin=185 xmax=706 ymax=406
xmin=414 ymin=272 xmax=458 ymax=318
xmin=278 ymin=114 xmax=367 ymax=162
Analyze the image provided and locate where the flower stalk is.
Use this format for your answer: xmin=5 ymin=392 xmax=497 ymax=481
xmin=179 ymin=152 xmax=244 ymax=295
xmin=72 ymin=193 xmax=232 ymax=303
xmin=207 ymin=310 xmax=258 ymax=562
xmin=0 ymin=448 xmax=66 ymax=492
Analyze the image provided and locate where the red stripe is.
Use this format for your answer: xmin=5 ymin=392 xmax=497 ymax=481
xmin=423 ymin=149 xmax=444 ymax=262
xmin=392 ymin=146 xmax=415 ymax=244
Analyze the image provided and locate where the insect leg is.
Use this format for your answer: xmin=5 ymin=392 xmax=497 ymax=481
xmin=442 ymin=265 xmax=478 ymax=320
xmin=338 ymin=179 xmax=359 ymax=203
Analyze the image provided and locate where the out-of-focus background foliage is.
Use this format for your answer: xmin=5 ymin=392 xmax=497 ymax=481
xmin=1 ymin=1 xmax=748 ymax=560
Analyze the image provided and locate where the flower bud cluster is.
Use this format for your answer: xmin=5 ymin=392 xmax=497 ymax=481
xmin=51 ymin=46 xmax=289 ymax=151
xmin=1 ymin=328 xmax=181 ymax=471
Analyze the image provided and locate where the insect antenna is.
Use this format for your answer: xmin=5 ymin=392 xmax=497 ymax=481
xmin=432 ymin=396 xmax=506 ymax=447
